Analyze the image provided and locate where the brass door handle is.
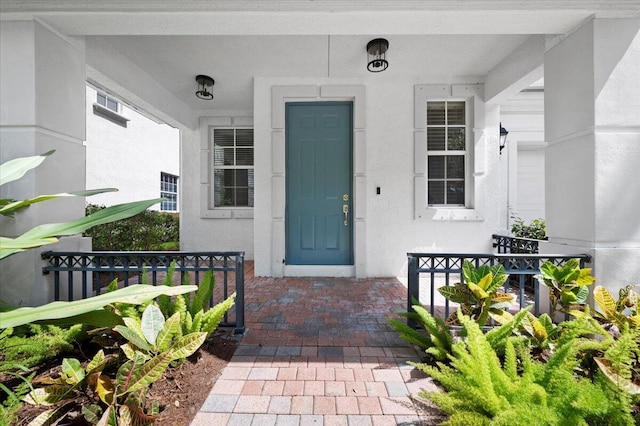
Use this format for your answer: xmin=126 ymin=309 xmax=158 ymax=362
xmin=343 ymin=204 xmax=349 ymax=226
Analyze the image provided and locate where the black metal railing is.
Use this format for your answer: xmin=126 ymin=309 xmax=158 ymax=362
xmin=492 ymin=234 xmax=541 ymax=254
xmin=406 ymin=252 xmax=591 ymax=327
xmin=41 ymin=251 xmax=245 ymax=334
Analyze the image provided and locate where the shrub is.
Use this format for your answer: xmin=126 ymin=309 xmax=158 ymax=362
xmin=511 ymin=214 xmax=547 ymax=240
xmin=84 ymin=204 xmax=179 ymax=251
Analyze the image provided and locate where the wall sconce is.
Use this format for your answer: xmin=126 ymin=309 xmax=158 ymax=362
xmin=195 ymin=75 xmax=215 ymax=100
xmin=499 ymin=123 xmax=509 ymax=155
xmin=366 ymin=38 xmax=389 ymax=73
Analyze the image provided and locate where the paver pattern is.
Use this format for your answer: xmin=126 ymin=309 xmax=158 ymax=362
xmin=193 ymin=267 xmax=444 ymax=425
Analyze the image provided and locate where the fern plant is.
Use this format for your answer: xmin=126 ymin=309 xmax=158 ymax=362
xmin=412 ymin=312 xmax=634 ymax=426
xmin=389 ymin=303 xmax=454 ymax=361
xmin=438 ymin=261 xmax=514 ymax=326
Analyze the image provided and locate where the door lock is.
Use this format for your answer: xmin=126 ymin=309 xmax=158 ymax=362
xmin=342 ymin=204 xmax=349 ymax=226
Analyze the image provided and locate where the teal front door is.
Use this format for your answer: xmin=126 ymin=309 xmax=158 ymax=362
xmin=285 ymin=102 xmax=353 ymax=265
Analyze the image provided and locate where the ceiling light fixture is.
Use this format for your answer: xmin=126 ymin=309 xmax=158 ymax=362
xmin=366 ymin=38 xmax=389 ymax=73
xmin=195 ymin=75 xmax=215 ymax=100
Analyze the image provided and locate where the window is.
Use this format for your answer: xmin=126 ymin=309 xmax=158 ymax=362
xmin=212 ymin=128 xmax=254 ymax=207
xmin=97 ymin=92 xmax=119 ymax=113
xmin=160 ymin=172 xmax=178 ymax=211
xmin=426 ymin=101 xmax=467 ymax=206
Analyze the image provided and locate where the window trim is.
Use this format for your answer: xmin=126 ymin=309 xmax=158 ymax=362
xmin=160 ymin=172 xmax=179 ymax=212
xmin=414 ymin=84 xmax=484 ymax=221
xmin=199 ymin=116 xmax=254 ymax=219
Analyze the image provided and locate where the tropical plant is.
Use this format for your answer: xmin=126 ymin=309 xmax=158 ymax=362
xmin=437 ymin=261 xmax=514 ymax=326
xmin=0 ymin=284 xmax=197 ymax=329
xmin=536 ymin=259 xmax=596 ymax=317
xmin=0 ymin=151 xmax=164 ymax=260
xmin=592 ymin=285 xmax=640 ymax=333
xmin=412 ymin=312 xmax=634 ymax=426
xmin=23 ymin=300 xmax=211 ymax=425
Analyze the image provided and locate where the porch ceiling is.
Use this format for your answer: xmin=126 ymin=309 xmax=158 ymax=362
xmin=91 ymin=34 xmax=530 ymax=111
xmin=2 ymin=1 xmax=638 ymax=117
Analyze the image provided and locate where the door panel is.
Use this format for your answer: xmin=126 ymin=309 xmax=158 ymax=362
xmin=286 ymin=102 xmax=353 ymax=265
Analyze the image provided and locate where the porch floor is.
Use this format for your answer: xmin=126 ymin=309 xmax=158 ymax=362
xmin=192 ymin=265 xmax=445 ymax=425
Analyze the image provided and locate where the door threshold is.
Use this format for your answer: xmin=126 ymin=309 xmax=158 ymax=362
xmin=284 ymin=265 xmax=355 ymax=277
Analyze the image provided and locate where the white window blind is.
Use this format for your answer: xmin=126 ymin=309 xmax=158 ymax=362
xmin=426 ymin=101 xmax=466 ymax=206
xmin=213 ymin=128 xmax=254 ymax=207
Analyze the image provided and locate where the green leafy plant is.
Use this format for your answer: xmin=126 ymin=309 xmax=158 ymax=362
xmin=0 ymin=151 xmax=164 ymax=260
xmin=438 ymin=261 xmax=514 ymax=326
xmin=0 ymin=324 xmax=85 ymax=369
xmin=0 ymin=284 xmax=197 ymax=329
xmin=537 ymin=259 xmax=596 ymax=317
xmin=510 ymin=213 xmax=547 ymax=240
xmin=389 ymin=302 xmax=454 ymax=361
xmin=592 ymin=285 xmax=640 ymax=332
xmin=412 ymin=312 xmax=634 ymax=425
xmin=84 ymin=204 xmax=179 ymax=251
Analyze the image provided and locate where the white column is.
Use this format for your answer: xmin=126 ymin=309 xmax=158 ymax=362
xmin=0 ymin=21 xmax=90 ymax=306
xmin=543 ymin=18 xmax=640 ymax=294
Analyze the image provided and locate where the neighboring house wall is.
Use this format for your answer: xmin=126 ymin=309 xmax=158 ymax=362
xmin=84 ymin=86 xmax=180 ymax=211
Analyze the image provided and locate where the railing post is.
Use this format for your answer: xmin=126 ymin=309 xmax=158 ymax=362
xmin=234 ymin=253 xmax=245 ymax=335
xmin=407 ymin=254 xmax=419 ymax=328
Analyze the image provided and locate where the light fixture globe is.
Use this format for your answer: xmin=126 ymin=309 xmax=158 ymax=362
xmin=195 ymin=74 xmax=215 ymax=100
xmin=366 ymin=38 xmax=389 ymax=73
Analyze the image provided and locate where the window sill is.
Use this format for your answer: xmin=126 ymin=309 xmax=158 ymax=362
xmin=93 ymin=103 xmax=129 ymax=127
xmin=201 ymin=208 xmax=254 ymax=219
xmin=418 ymin=207 xmax=484 ymax=221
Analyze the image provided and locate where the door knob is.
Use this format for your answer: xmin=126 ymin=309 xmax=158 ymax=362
xmin=342 ymin=204 xmax=349 ymax=226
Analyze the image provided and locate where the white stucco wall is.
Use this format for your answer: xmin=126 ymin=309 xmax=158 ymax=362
xmin=181 ymin=75 xmax=506 ymax=278
xmin=84 ymin=86 xmax=180 ymax=210
xmin=544 ymin=18 xmax=640 ymax=293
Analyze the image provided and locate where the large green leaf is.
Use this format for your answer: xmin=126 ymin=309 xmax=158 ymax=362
xmin=0 ymin=150 xmax=53 ymax=187
xmin=438 ymin=286 xmax=471 ymax=304
xmin=114 ymin=324 xmax=152 ymax=352
xmin=35 ymin=309 xmax=124 ymax=328
xmin=61 ymin=358 xmax=84 ymax=384
xmin=0 ymin=189 xmax=117 ymax=217
xmin=140 ymin=304 xmax=165 ymax=345
xmin=155 ymin=312 xmax=181 ymax=352
xmin=169 ymin=332 xmax=207 ymax=360
xmin=119 ymin=351 xmax=173 ymax=395
xmin=0 ymin=284 xmax=197 ymax=329
xmin=1 ymin=198 xmax=163 ymax=259
xmin=594 ymin=286 xmax=616 ymax=319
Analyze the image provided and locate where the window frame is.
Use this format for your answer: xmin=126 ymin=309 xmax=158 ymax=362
xmin=211 ymin=127 xmax=255 ymax=209
xmin=413 ymin=84 xmax=484 ymax=221
xmin=199 ymin=116 xmax=255 ymax=219
xmin=160 ymin=172 xmax=178 ymax=212
xmin=426 ymin=99 xmax=470 ymax=207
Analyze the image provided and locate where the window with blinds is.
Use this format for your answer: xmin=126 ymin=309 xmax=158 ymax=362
xmin=160 ymin=172 xmax=178 ymax=211
xmin=426 ymin=101 xmax=466 ymax=206
xmin=212 ymin=128 xmax=254 ymax=207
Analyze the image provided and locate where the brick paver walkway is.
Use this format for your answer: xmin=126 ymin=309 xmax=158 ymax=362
xmin=192 ymin=269 xmax=444 ymax=425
